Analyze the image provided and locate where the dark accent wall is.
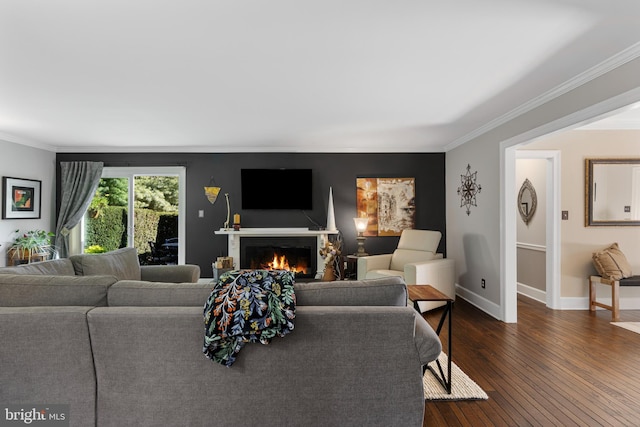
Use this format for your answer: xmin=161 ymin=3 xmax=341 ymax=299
xmin=56 ymin=152 xmax=446 ymax=276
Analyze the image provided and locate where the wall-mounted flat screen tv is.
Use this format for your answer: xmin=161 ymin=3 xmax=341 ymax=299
xmin=241 ymin=169 xmax=313 ymax=210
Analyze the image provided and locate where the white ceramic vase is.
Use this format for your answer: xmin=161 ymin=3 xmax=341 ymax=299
xmin=326 ymin=187 xmax=337 ymax=231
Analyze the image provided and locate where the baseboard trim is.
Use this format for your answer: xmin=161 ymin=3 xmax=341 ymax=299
xmin=455 ymin=284 xmax=502 ymax=320
xmin=517 ymin=282 xmax=546 ymax=304
xmin=516 ymin=242 xmax=546 ymax=252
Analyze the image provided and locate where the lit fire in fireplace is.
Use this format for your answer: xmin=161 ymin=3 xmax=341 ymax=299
xmin=256 ymin=253 xmax=308 ymax=275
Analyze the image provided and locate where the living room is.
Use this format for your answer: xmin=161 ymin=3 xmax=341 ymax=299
xmin=3 ymin=1 xmax=640 ymax=425
xmin=4 ymin=99 xmax=640 ymax=322
xmin=1 ymin=0 xmax=640 ymax=320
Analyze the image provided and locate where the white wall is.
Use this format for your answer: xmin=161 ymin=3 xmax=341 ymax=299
xmin=0 ymin=139 xmax=56 ymax=266
xmin=446 ymin=136 xmax=502 ymax=315
xmin=526 ymin=130 xmax=640 ymax=305
xmin=446 ymin=55 xmax=640 ymax=321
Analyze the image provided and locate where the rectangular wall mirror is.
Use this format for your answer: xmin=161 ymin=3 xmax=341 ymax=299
xmin=585 ymin=158 xmax=640 ymax=226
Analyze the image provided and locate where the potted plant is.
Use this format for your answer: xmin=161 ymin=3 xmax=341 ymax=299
xmin=8 ymin=229 xmax=56 ymax=265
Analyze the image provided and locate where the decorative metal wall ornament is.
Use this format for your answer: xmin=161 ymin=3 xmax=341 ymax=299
xmin=518 ymin=178 xmax=537 ymax=225
xmin=457 ymin=164 xmax=482 ymax=216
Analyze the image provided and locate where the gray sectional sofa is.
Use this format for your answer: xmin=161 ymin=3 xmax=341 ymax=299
xmin=0 ymin=247 xmax=201 ymax=295
xmin=0 ymin=250 xmax=441 ymax=427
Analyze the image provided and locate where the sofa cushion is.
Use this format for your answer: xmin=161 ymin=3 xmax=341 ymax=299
xmin=0 ymin=258 xmax=76 ymax=276
xmin=108 ymin=281 xmax=214 ymax=306
xmin=592 ymin=243 xmax=633 ymax=280
xmin=294 ymin=276 xmax=407 ymax=306
xmin=87 ymin=305 xmax=430 ymax=427
xmin=0 ymin=306 xmax=97 ymax=426
xmin=70 ymin=247 xmax=141 ymax=281
xmin=0 ymin=274 xmax=116 ymax=306
xmin=140 ymin=264 xmax=201 ymax=283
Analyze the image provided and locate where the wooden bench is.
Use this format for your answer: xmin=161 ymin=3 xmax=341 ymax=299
xmin=589 ymin=275 xmax=640 ymax=321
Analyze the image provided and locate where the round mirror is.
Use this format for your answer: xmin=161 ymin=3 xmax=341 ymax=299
xmin=518 ymin=178 xmax=537 ymax=225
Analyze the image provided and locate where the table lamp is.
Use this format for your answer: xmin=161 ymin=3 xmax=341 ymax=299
xmin=353 ymin=217 xmax=369 ymax=256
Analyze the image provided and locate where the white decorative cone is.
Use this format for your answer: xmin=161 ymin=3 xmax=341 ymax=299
xmin=326 ymin=187 xmax=337 ymax=231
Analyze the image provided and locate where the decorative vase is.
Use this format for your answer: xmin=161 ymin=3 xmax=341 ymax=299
xmin=327 ymin=187 xmax=337 ymax=231
xmin=322 ymin=264 xmax=336 ymax=281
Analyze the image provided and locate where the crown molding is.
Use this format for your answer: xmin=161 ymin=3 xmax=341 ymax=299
xmin=445 ymin=41 xmax=640 ymax=152
xmin=53 ymin=144 xmax=439 ymax=154
xmin=0 ymin=132 xmax=57 ymax=152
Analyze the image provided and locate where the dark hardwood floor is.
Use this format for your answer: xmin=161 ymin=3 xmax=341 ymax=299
xmin=421 ymin=295 xmax=640 ymax=427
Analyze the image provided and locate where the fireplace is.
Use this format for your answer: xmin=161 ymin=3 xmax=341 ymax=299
xmin=214 ymin=228 xmax=339 ymax=279
xmin=240 ymin=237 xmax=317 ymax=279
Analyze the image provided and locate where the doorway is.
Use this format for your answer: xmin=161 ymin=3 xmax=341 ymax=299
xmin=515 ymin=151 xmax=561 ymax=310
xmin=501 ymin=91 xmax=640 ymax=322
xmin=81 ymin=166 xmax=186 ymax=264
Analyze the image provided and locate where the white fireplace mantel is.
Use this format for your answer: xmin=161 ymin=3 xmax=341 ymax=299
xmin=214 ymin=228 xmax=340 ymax=278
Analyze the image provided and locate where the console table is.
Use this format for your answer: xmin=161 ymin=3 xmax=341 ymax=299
xmin=407 ymin=284 xmax=453 ymax=394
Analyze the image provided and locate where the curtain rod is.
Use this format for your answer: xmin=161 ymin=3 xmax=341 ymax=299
xmin=100 ymin=162 xmax=190 ymax=167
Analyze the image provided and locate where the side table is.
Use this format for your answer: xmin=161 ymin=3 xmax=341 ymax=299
xmin=342 ymin=255 xmax=359 ymax=280
xmin=407 ymin=284 xmax=453 ymax=394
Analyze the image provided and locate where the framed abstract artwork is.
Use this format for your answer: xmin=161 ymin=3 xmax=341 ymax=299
xmin=2 ymin=177 xmax=42 ymax=219
xmin=356 ymin=177 xmax=415 ymax=236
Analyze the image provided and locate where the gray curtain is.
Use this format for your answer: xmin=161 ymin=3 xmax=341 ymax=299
xmin=55 ymin=161 xmax=104 ymax=258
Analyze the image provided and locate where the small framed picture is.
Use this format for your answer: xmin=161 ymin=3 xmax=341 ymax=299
xmin=2 ymin=177 xmax=42 ymax=219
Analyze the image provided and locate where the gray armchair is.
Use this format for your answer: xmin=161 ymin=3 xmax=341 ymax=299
xmin=357 ymin=229 xmax=455 ymax=312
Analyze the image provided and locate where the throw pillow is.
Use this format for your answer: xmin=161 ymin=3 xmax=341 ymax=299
xmin=69 ymin=247 xmax=142 ymax=281
xmin=592 ymin=243 xmax=633 ymax=280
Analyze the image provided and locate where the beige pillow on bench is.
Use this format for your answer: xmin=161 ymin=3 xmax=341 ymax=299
xmin=592 ymin=243 xmax=632 ymax=281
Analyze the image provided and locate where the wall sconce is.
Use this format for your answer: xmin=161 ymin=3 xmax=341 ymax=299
xmin=353 ymin=217 xmax=369 ymax=256
xmin=204 ymin=177 xmax=221 ymax=204
xmin=204 ymin=186 xmax=221 ymax=204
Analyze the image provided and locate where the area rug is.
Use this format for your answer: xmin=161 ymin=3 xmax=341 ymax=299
xmin=611 ymin=322 xmax=640 ymax=335
xmin=423 ymin=353 xmax=488 ymax=401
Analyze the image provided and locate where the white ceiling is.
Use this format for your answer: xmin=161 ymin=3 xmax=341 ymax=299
xmin=1 ymin=0 xmax=640 ymax=153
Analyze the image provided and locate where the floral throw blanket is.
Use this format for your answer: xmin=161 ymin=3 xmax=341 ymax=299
xmin=203 ymin=269 xmax=296 ymax=367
